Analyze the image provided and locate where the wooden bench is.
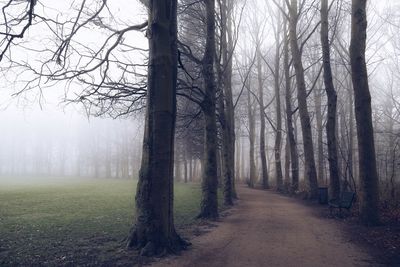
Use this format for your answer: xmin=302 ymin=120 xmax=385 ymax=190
xmin=328 ymin=191 xmax=356 ymax=216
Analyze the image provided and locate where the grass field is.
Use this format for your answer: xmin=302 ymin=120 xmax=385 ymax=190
xmin=0 ymin=178 xmax=202 ymax=266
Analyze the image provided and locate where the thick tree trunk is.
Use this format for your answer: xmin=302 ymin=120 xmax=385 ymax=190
xmin=257 ymin=48 xmax=269 ymax=189
xmin=288 ymin=0 xmax=319 ymax=198
xmin=321 ymin=0 xmax=340 ymax=200
xmin=350 ymin=0 xmax=380 ymax=225
xmin=219 ymin=84 xmax=233 ymax=204
xmin=219 ymin=0 xmax=235 ymax=205
xmin=226 ymin=1 xmax=237 ymax=199
xmin=284 ymin=19 xmax=299 ymax=193
xmin=198 ymin=0 xmax=219 ymax=219
xmin=127 ymin=0 xmax=187 ymax=255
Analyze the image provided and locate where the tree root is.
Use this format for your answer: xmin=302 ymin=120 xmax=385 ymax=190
xmin=126 ymin=228 xmax=190 ymax=257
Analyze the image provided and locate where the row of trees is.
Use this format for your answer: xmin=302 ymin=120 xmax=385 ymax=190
xmin=128 ymin=0 xmax=381 ymax=254
xmin=0 ymin=0 xmax=397 ymax=256
xmin=230 ymin=0 xmax=390 ymax=226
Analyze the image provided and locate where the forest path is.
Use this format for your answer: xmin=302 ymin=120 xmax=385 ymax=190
xmin=150 ymin=185 xmax=379 ymax=267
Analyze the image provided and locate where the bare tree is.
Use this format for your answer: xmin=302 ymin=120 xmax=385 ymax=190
xmin=350 ymin=0 xmax=380 ymax=225
xmin=321 ymin=0 xmax=340 ymax=200
xmin=272 ymin=7 xmax=284 ymax=192
xmin=198 ymin=0 xmax=219 ymax=219
xmin=126 ymin=0 xmax=188 ymax=255
xmin=0 ymin=0 xmax=36 ymax=61
xmin=247 ymin=79 xmax=257 ymax=188
xmin=217 ymin=0 xmax=237 ymax=205
xmin=256 ymin=43 xmax=270 ymax=189
xmin=287 ymin=0 xmax=319 ymax=198
xmin=283 ymin=20 xmax=300 ymax=193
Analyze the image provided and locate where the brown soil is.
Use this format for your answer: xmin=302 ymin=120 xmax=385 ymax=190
xmin=150 ymin=185 xmax=381 ymax=267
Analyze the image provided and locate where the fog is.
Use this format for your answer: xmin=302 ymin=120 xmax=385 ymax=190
xmin=0 ymin=102 xmax=144 ymax=182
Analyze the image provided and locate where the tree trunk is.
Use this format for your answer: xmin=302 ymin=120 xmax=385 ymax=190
xmin=235 ymin=133 xmax=241 ymax=181
xmin=340 ymin=109 xmax=348 ymax=187
xmin=198 ymin=0 xmax=219 ymax=219
xmin=126 ymin=0 xmax=188 ymax=255
xmin=284 ymin=135 xmax=291 ymax=192
xmin=241 ymin=132 xmax=246 ymax=181
xmin=284 ymin=18 xmax=299 ymax=193
xmin=248 ymin=86 xmax=257 ymax=188
xmin=348 ymin=79 xmax=355 ymax=185
xmin=314 ymin=83 xmax=324 ymax=184
xmin=218 ymin=0 xmax=235 ymax=205
xmin=189 ymin=156 xmax=193 ymax=182
xmin=321 ymin=0 xmax=340 ymax=200
xmin=257 ymin=48 xmax=269 ymax=189
xmin=193 ymin=159 xmax=198 ymax=181
xmin=217 ymin=147 xmax=223 ymax=188
xmin=175 ymin=155 xmax=182 ymax=182
xmin=184 ymin=148 xmax=188 ymax=183
xmin=288 ymin=0 xmax=319 ymax=198
xmin=273 ymin=17 xmax=284 ymax=191
xmin=226 ymin=0 xmax=237 ymax=199
xmin=350 ymin=0 xmax=380 ymax=225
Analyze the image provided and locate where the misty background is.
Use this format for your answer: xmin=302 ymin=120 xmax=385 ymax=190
xmin=0 ymin=104 xmax=144 ymax=180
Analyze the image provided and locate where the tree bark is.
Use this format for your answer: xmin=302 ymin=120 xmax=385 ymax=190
xmin=350 ymin=0 xmax=380 ymax=225
xmin=273 ymin=16 xmax=284 ymax=191
xmin=241 ymin=131 xmax=246 ymax=181
xmin=219 ymin=0 xmax=235 ymax=205
xmin=126 ymin=0 xmax=188 ymax=255
xmin=247 ymin=84 xmax=257 ymax=188
xmin=347 ymin=79 xmax=355 ymax=186
xmin=257 ymin=48 xmax=269 ymax=189
xmin=288 ymin=0 xmax=319 ymax=198
xmin=314 ymin=83 xmax=324 ymax=184
xmin=198 ymin=0 xmax=219 ymax=219
xmin=284 ymin=14 xmax=299 ymax=193
xmin=321 ymin=0 xmax=340 ymax=200
xmin=340 ymin=109 xmax=349 ymax=187
xmin=235 ymin=133 xmax=241 ymax=182
xmin=225 ymin=0 xmax=237 ymax=199
xmin=284 ymin=135 xmax=291 ymax=192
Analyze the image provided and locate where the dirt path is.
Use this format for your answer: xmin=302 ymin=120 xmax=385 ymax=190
xmin=151 ymin=185 xmax=379 ymax=267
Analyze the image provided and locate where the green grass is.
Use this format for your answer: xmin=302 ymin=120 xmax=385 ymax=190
xmin=0 ymin=178 xmax=202 ymax=266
